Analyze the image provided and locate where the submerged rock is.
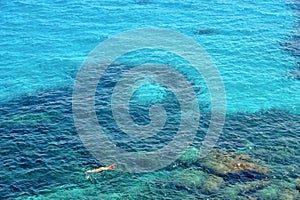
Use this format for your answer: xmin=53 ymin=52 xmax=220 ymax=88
xmin=201 ymin=175 xmax=225 ymax=194
xmin=177 ymin=146 xmax=200 ymax=165
xmin=198 ymin=149 xmax=269 ymax=178
xmin=171 ymin=168 xmax=208 ymax=189
xmin=254 ymin=184 xmax=281 ymax=200
xmin=278 ymin=188 xmax=299 ymax=200
xmin=193 ymin=28 xmax=218 ymax=35
xmin=223 ymin=180 xmax=271 ymax=198
xmin=170 ymin=167 xmax=226 ymax=196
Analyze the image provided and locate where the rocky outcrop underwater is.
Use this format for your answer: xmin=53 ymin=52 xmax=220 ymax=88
xmin=169 ymin=147 xmax=299 ymax=200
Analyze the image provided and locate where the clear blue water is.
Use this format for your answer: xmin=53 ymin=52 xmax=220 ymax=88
xmin=0 ymin=0 xmax=300 ymax=199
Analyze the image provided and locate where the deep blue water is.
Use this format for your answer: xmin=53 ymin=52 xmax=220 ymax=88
xmin=1 ymin=0 xmax=300 ymax=199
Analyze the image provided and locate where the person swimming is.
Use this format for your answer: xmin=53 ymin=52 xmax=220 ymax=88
xmin=86 ymin=165 xmax=114 ymax=173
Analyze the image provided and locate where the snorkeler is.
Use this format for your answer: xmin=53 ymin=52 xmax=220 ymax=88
xmin=86 ymin=165 xmax=114 ymax=173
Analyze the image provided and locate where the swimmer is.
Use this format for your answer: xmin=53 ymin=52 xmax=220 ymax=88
xmin=86 ymin=165 xmax=114 ymax=173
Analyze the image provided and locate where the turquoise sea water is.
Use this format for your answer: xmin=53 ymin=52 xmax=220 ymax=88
xmin=1 ymin=0 xmax=300 ymax=199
